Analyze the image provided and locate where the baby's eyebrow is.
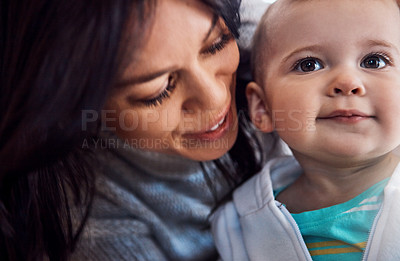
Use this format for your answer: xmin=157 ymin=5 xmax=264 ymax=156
xmin=363 ymin=39 xmax=397 ymax=50
xmin=282 ymin=45 xmax=324 ymax=63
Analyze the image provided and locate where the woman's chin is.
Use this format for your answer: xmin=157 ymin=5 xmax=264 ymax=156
xmin=176 ymin=129 xmax=238 ymax=161
xmin=180 ymin=147 xmax=232 ymax=162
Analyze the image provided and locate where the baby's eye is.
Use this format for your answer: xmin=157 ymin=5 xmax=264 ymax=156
xmin=360 ymin=54 xmax=388 ymax=69
xmin=294 ymin=58 xmax=323 ymax=72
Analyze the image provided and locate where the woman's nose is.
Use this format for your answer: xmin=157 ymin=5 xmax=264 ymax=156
xmin=327 ymin=72 xmax=366 ymax=97
xmin=181 ymin=64 xmax=228 ymax=112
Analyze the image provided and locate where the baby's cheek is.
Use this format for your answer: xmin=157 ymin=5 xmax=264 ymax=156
xmin=272 ymin=109 xmax=307 ymax=133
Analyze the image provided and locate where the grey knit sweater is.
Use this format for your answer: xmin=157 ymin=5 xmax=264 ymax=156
xmin=72 ymin=133 xmax=231 ymax=261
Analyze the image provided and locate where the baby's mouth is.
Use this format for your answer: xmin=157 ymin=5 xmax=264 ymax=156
xmin=317 ymin=109 xmax=374 ymax=123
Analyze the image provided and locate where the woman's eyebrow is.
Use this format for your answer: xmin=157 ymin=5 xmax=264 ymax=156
xmin=116 ymin=67 xmax=175 ymax=88
xmin=117 ymin=16 xmax=221 ymax=89
xmin=202 ymin=15 xmax=219 ymax=43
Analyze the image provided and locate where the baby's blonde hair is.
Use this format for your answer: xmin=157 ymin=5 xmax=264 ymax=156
xmin=250 ymin=0 xmax=286 ymax=85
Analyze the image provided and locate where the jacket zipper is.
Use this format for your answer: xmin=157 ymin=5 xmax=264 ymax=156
xmin=276 ymin=201 xmax=313 ymax=261
xmin=361 ymin=201 xmax=384 ymax=260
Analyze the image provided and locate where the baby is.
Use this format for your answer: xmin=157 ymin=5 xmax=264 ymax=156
xmin=211 ymin=0 xmax=400 ymax=260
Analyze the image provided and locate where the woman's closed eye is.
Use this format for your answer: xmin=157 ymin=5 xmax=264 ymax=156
xmin=202 ymin=32 xmax=234 ymax=55
xmin=293 ymin=57 xmax=324 ymax=73
xmin=360 ymin=53 xmax=392 ymax=69
xmin=142 ymin=73 xmax=177 ymax=107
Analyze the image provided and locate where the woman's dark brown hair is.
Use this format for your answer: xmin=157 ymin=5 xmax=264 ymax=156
xmin=0 ymin=1 xmax=152 ymax=260
xmin=0 ymin=0 xmax=266 ymax=260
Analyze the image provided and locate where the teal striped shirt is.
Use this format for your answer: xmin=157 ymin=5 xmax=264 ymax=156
xmin=288 ymin=178 xmax=388 ymax=260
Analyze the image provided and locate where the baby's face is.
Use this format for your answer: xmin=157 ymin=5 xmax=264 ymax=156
xmin=260 ymin=0 xmax=400 ymax=164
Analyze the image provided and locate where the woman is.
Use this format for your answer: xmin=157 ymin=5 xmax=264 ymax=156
xmin=0 ymin=0 xmax=275 ymax=260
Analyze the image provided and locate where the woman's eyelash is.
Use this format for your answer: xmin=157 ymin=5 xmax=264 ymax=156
xmin=143 ymin=75 xmax=177 ymax=107
xmin=204 ymin=33 xmax=233 ymax=55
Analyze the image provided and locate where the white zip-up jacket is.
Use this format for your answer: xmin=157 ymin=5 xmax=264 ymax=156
xmin=211 ymin=156 xmax=400 ymax=261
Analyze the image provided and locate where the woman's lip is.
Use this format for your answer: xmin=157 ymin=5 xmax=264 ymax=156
xmin=186 ymin=102 xmax=231 ymax=134
xmin=183 ymin=107 xmax=232 ymax=141
xmin=208 ymin=116 xmax=226 ymax=132
xmin=207 ymin=103 xmax=232 ymax=132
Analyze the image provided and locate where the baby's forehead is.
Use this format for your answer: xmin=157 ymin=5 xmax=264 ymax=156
xmin=255 ymin=0 xmax=293 ymax=49
xmin=260 ymin=0 xmax=400 ymax=42
xmin=259 ymin=0 xmax=297 ymax=41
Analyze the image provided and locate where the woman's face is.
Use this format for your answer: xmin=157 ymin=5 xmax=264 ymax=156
xmin=105 ymin=0 xmax=240 ymax=161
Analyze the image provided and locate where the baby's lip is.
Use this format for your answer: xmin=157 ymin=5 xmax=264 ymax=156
xmin=318 ymin=109 xmax=371 ymax=119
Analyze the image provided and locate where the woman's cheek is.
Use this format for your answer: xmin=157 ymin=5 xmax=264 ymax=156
xmin=224 ymin=43 xmax=240 ymax=74
xmin=230 ymin=42 xmax=240 ymax=71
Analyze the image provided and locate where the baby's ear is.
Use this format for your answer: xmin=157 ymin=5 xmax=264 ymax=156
xmin=246 ymin=81 xmax=274 ymax=132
